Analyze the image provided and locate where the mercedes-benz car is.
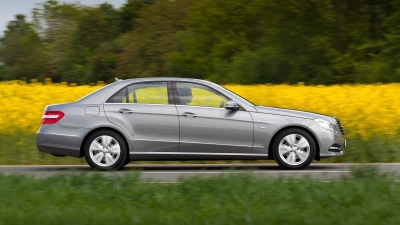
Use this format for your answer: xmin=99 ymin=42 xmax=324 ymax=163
xmin=36 ymin=78 xmax=346 ymax=170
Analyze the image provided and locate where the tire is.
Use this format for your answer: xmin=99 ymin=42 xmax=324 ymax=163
xmin=122 ymin=155 xmax=131 ymax=167
xmin=84 ymin=130 xmax=128 ymax=170
xmin=272 ymin=128 xmax=316 ymax=170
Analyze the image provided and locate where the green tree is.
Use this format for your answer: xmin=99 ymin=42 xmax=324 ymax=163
xmin=60 ymin=5 xmax=114 ymax=83
xmin=116 ymin=0 xmax=195 ymax=79
xmin=0 ymin=14 xmax=45 ymax=81
xmin=169 ymin=0 xmax=396 ymax=84
xmin=119 ymin=0 xmax=145 ymax=33
xmin=364 ymin=0 xmax=400 ymax=83
xmin=1 ymin=0 xmax=399 ymax=84
xmin=32 ymin=0 xmax=81 ymax=82
xmin=62 ymin=1 xmax=146 ymax=84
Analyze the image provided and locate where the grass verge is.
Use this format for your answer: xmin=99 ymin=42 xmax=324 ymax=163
xmin=0 ymin=166 xmax=400 ymax=224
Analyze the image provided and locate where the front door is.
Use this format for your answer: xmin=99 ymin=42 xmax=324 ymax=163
xmin=174 ymin=82 xmax=253 ymax=153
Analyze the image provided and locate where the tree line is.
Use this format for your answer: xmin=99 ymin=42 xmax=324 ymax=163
xmin=1 ymin=0 xmax=400 ymax=85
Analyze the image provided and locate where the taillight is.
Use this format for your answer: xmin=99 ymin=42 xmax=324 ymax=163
xmin=42 ymin=111 xmax=64 ymax=124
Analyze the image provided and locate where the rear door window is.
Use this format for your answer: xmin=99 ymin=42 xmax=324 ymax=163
xmin=107 ymin=82 xmax=169 ymax=104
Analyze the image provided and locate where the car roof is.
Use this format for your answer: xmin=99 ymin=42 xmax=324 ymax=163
xmin=117 ymin=77 xmax=212 ymax=84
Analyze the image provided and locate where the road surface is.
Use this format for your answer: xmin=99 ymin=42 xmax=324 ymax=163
xmin=1 ymin=163 xmax=399 ymax=181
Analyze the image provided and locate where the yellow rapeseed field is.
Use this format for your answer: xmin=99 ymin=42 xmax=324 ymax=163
xmin=1 ymin=81 xmax=399 ymax=140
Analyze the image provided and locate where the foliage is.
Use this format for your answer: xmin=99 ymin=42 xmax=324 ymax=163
xmin=116 ymin=0 xmax=195 ymax=79
xmin=1 ymin=168 xmax=400 ymax=224
xmin=0 ymin=0 xmax=148 ymax=84
xmin=0 ymin=15 xmax=45 ymax=81
xmin=169 ymin=0 xmax=397 ymax=84
xmin=1 ymin=0 xmax=400 ymax=84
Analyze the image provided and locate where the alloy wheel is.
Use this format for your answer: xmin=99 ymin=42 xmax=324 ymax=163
xmin=278 ymin=134 xmax=311 ymax=166
xmin=89 ymin=135 xmax=121 ymax=167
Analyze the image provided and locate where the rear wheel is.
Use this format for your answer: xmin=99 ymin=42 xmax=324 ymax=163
xmin=84 ymin=130 xmax=128 ymax=170
xmin=272 ymin=128 xmax=316 ymax=169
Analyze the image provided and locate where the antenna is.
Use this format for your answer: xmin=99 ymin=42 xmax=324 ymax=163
xmin=115 ymin=77 xmax=119 ymax=82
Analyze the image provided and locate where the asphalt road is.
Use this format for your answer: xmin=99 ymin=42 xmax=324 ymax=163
xmin=1 ymin=163 xmax=399 ymax=181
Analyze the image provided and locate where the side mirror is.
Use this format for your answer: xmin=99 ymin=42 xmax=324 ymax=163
xmin=225 ymin=100 xmax=239 ymax=111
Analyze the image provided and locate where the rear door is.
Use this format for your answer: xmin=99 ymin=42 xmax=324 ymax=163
xmin=104 ymin=81 xmax=179 ymax=152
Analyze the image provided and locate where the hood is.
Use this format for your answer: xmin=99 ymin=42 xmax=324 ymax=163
xmin=255 ymin=106 xmax=336 ymax=123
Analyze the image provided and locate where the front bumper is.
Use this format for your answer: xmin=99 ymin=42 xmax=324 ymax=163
xmin=309 ymin=122 xmax=346 ymax=159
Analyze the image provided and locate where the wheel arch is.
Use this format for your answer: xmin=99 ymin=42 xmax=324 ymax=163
xmin=79 ymin=127 xmax=131 ymax=158
xmin=267 ymin=126 xmax=320 ymax=161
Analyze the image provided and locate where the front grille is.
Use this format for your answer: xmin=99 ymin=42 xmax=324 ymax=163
xmin=336 ymin=119 xmax=345 ymax=136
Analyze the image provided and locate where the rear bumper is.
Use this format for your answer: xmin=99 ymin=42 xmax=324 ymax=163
xmin=36 ymin=142 xmax=81 ymax=157
xmin=36 ymin=124 xmax=88 ymax=158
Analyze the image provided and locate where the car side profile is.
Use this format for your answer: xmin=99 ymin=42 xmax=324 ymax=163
xmin=36 ymin=78 xmax=346 ymax=170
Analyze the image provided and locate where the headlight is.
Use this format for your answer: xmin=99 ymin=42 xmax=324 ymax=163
xmin=314 ymin=118 xmax=335 ymax=133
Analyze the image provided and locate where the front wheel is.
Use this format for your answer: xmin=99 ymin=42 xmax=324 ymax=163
xmin=272 ymin=129 xmax=316 ymax=170
xmin=84 ymin=130 xmax=128 ymax=170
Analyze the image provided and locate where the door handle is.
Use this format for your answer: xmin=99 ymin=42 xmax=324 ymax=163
xmin=118 ymin=108 xmax=134 ymax=114
xmin=182 ymin=112 xmax=197 ymax=118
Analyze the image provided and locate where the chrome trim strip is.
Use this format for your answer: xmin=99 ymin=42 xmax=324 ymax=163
xmin=104 ymin=103 xmax=177 ymax=106
xmin=133 ymin=139 xmax=179 ymax=143
xmin=37 ymin=142 xmax=80 ymax=151
xmin=328 ymin=148 xmax=342 ymax=153
xmin=176 ymin=105 xmax=230 ymax=110
xmin=179 ymin=141 xmax=252 ymax=148
xmin=130 ymin=152 xmax=268 ymax=156
xmin=131 ymin=140 xmax=251 ymax=147
xmin=36 ymin=132 xmax=79 ymax=137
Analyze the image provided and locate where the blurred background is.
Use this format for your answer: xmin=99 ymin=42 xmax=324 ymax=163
xmin=0 ymin=0 xmax=400 ymax=164
xmin=2 ymin=0 xmax=400 ymax=85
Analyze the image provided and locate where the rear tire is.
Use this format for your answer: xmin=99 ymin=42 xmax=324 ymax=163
xmin=272 ymin=128 xmax=316 ymax=170
xmin=84 ymin=130 xmax=128 ymax=170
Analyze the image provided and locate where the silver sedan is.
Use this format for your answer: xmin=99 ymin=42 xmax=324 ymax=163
xmin=36 ymin=78 xmax=346 ymax=170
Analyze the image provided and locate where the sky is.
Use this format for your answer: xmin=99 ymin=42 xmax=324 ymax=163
xmin=0 ymin=0 xmax=126 ymax=34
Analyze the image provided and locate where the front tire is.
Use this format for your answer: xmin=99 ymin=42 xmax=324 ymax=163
xmin=122 ymin=155 xmax=131 ymax=167
xmin=84 ymin=130 xmax=128 ymax=170
xmin=272 ymin=128 xmax=316 ymax=169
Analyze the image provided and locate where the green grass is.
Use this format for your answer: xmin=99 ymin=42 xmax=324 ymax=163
xmin=1 ymin=132 xmax=400 ymax=164
xmin=324 ymin=134 xmax=400 ymax=163
xmin=0 ymin=166 xmax=399 ymax=224
xmin=0 ymin=132 xmax=86 ymax=165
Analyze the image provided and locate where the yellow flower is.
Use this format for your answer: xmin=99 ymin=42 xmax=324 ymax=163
xmin=1 ymin=81 xmax=399 ymax=141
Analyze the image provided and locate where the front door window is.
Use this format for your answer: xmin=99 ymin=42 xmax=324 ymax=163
xmin=175 ymin=82 xmax=228 ymax=108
